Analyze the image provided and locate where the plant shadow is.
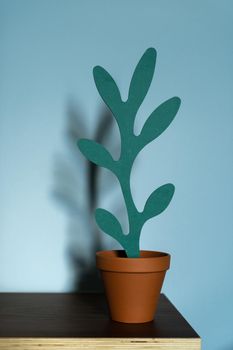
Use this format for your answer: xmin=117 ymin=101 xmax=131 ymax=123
xmin=52 ymin=99 xmax=123 ymax=292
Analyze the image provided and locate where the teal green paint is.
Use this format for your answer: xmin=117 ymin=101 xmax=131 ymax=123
xmin=77 ymin=48 xmax=180 ymax=257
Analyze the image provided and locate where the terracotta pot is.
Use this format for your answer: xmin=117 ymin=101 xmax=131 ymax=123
xmin=96 ymin=250 xmax=170 ymax=323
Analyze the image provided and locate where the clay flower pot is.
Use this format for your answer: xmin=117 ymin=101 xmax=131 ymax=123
xmin=96 ymin=250 xmax=170 ymax=323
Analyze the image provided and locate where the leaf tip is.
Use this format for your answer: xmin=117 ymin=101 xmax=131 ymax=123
xmin=140 ymin=48 xmax=157 ymax=68
xmin=77 ymin=137 xmax=86 ymax=150
xmin=95 ymin=207 xmax=101 ymax=218
xmin=139 ymin=48 xmax=157 ymax=70
xmin=146 ymin=47 xmax=157 ymax=59
xmin=77 ymin=138 xmax=92 ymax=160
xmin=93 ymin=65 xmax=102 ymax=75
xmin=93 ymin=66 xmax=104 ymax=83
xmin=167 ymin=183 xmax=175 ymax=194
xmin=94 ymin=208 xmax=103 ymax=231
xmin=172 ymin=96 xmax=181 ymax=110
xmin=95 ymin=208 xmax=105 ymax=227
xmin=76 ymin=138 xmax=84 ymax=150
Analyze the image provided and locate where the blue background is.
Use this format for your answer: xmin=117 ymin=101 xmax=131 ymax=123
xmin=0 ymin=1 xmax=233 ymax=349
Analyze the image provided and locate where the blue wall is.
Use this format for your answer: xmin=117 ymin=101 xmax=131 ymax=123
xmin=1 ymin=1 xmax=233 ymax=349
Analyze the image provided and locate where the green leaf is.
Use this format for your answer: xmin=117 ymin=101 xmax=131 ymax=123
xmin=142 ymin=183 xmax=175 ymax=221
xmin=95 ymin=208 xmax=123 ymax=243
xmin=77 ymin=139 xmax=114 ymax=170
xmin=128 ymin=48 xmax=156 ymax=113
xmin=139 ymin=97 xmax=181 ymax=148
xmin=93 ymin=66 xmax=122 ymax=118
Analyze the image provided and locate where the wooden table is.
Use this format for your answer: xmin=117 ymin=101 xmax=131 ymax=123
xmin=0 ymin=293 xmax=200 ymax=349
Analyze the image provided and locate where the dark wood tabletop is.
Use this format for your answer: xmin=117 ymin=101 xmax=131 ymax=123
xmin=0 ymin=293 xmax=199 ymax=339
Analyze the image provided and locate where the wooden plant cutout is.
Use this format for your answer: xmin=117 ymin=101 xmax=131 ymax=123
xmin=77 ymin=48 xmax=181 ymax=258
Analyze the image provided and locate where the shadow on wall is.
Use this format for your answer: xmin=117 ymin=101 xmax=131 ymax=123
xmin=52 ymin=100 xmax=123 ymax=292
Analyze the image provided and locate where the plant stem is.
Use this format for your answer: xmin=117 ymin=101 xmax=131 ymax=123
xmin=115 ymin=121 xmax=142 ymax=258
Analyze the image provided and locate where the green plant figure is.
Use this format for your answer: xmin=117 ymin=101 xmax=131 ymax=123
xmin=77 ymin=48 xmax=181 ymax=258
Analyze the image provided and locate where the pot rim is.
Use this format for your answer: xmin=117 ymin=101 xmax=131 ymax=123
xmin=96 ymin=250 xmax=170 ymax=273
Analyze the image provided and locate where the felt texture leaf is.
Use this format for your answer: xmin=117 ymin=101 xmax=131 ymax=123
xmin=95 ymin=208 xmax=123 ymax=242
xmin=128 ymin=48 xmax=156 ymax=113
xmin=93 ymin=66 xmax=122 ymax=118
xmin=139 ymin=97 xmax=181 ymax=148
xmin=78 ymin=139 xmax=114 ymax=170
xmin=142 ymin=184 xmax=175 ymax=221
